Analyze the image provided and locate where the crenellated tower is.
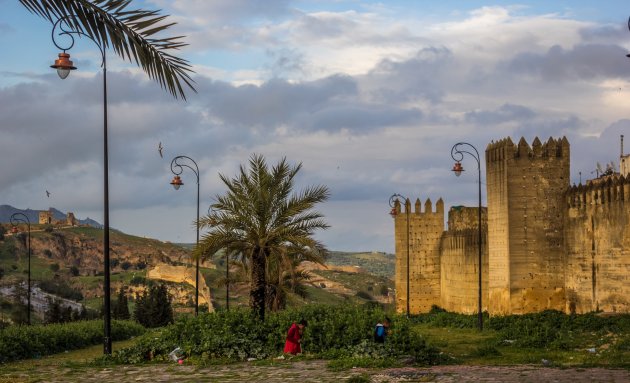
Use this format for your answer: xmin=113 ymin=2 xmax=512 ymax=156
xmin=392 ymin=197 xmax=444 ymax=314
xmin=485 ymin=136 xmax=570 ymax=314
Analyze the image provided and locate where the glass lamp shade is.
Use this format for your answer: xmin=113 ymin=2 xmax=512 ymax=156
xmin=50 ymin=52 xmax=77 ymax=80
xmin=170 ymin=175 xmax=184 ymax=190
xmin=452 ymin=162 xmax=464 ymax=177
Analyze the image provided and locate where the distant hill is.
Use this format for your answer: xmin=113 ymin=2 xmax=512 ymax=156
xmin=327 ymin=251 xmax=395 ymax=279
xmin=0 ymin=205 xmax=102 ymax=228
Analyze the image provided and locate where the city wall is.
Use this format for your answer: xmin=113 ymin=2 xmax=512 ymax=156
xmin=393 ymin=136 xmax=630 ymax=316
xmin=564 ymin=176 xmax=630 ymax=313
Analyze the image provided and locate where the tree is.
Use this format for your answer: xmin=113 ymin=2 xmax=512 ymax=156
xmin=133 ymin=283 xmax=173 ymax=327
xmin=197 ymin=155 xmax=330 ymax=320
xmin=45 ymin=298 xmax=62 ymax=324
xmin=19 ymin=0 xmax=195 ymax=99
xmin=113 ymin=286 xmax=130 ymax=320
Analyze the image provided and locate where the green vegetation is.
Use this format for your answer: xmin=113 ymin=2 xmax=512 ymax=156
xmin=410 ymin=307 xmax=630 ymax=367
xmin=133 ymin=284 xmax=173 ymax=328
xmin=0 ymin=319 xmax=145 ymax=363
xmin=197 ymin=155 xmax=330 ymax=320
xmin=112 ymin=305 xmax=442 ymax=366
xmin=327 ymin=251 xmax=394 ymax=278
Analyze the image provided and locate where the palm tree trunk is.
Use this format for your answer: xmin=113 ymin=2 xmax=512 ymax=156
xmin=250 ymin=247 xmax=267 ymax=320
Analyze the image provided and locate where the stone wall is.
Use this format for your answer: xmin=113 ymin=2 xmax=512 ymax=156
xmin=393 ymin=197 xmax=443 ymax=314
xmin=564 ymin=176 xmax=630 ymax=313
xmin=393 ymin=136 xmax=629 ymax=316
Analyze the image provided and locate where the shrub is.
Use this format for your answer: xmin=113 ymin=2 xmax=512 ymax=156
xmin=113 ymin=305 xmax=443 ymax=365
xmin=43 ymin=249 xmax=53 ymax=258
xmin=121 ymin=261 xmax=132 ymax=271
xmin=0 ymin=320 xmax=144 ymax=363
xmin=69 ymin=266 xmax=80 ymax=277
xmin=355 ymin=291 xmax=374 ymax=301
xmin=50 ymin=263 xmax=60 ymax=272
xmin=38 ymin=280 xmax=84 ymax=301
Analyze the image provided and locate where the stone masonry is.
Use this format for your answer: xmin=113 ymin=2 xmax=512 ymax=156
xmin=392 ymin=136 xmax=630 ymax=315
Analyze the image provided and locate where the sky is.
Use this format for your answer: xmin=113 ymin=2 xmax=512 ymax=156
xmin=1 ymin=0 xmax=629 ymax=253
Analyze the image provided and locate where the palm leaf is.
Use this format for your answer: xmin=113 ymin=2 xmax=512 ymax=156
xmin=20 ymin=0 xmax=195 ymax=100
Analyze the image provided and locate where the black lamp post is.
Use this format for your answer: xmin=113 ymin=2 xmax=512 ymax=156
xmin=389 ymin=193 xmax=410 ymax=317
xmin=170 ymin=155 xmax=200 ymax=316
xmin=50 ymin=16 xmax=112 ymax=353
xmin=10 ymin=213 xmax=31 ymax=325
xmin=451 ymin=142 xmax=483 ymax=331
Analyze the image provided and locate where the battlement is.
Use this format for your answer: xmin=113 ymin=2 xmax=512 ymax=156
xmin=486 ymin=136 xmax=569 ymax=163
xmin=392 ymin=197 xmax=444 ymax=215
xmin=566 ymin=174 xmax=629 ymax=209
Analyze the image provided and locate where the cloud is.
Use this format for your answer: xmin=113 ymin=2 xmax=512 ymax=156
xmin=506 ymin=44 xmax=629 ymax=81
xmin=465 ymin=104 xmax=536 ymax=125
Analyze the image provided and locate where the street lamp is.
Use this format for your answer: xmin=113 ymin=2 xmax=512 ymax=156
xmin=170 ymin=155 xmax=200 ymax=316
xmin=10 ymin=213 xmax=31 ymax=325
xmin=50 ymin=16 xmax=112 ymax=353
xmin=451 ymin=142 xmax=483 ymax=331
xmin=389 ymin=193 xmax=410 ymax=317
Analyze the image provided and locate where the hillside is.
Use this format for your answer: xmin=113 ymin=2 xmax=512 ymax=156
xmin=0 ymin=205 xmax=102 ymax=228
xmin=0 ymin=226 xmax=395 ymax=323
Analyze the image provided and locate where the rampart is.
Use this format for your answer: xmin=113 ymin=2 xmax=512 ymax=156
xmin=564 ymin=176 xmax=630 ymax=313
xmin=392 ymin=136 xmax=629 ymax=315
xmin=440 ymin=207 xmax=489 ymax=313
xmin=392 ymin=197 xmax=443 ymax=313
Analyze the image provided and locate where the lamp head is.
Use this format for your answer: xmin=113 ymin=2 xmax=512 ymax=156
xmin=50 ymin=52 xmax=77 ymax=79
xmin=452 ymin=161 xmax=464 ymax=177
xmin=170 ymin=175 xmax=184 ymax=190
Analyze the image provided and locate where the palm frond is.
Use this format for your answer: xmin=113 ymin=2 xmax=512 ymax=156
xmin=20 ymin=0 xmax=195 ymax=99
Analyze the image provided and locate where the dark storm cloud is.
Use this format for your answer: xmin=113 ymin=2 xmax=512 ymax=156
xmin=506 ymin=44 xmax=629 ymax=81
xmin=465 ymin=104 xmax=536 ymax=125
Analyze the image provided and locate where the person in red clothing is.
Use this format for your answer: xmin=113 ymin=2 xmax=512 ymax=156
xmin=283 ymin=319 xmax=307 ymax=355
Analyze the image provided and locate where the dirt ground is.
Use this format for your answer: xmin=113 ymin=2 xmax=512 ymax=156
xmin=1 ymin=360 xmax=629 ymax=383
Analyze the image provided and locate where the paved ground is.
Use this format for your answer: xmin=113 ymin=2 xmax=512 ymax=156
xmin=1 ymin=360 xmax=629 ymax=383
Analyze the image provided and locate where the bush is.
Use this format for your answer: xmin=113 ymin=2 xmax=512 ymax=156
xmin=121 ymin=261 xmax=132 ymax=271
xmin=0 ymin=320 xmax=144 ymax=363
xmin=69 ymin=266 xmax=80 ymax=277
xmin=49 ymin=264 xmax=60 ymax=272
xmin=113 ymin=305 xmax=443 ymax=365
xmin=38 ymin=280 xmax=84 ymax=301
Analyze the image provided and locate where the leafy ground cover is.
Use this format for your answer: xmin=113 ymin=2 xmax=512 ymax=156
xmin=0 ymin=319 xmax=145 ymax=363
xmin=412 ymin=307 xmax=630 ymax=368
xmin=111 ymin=304 xmax=443 ymax=367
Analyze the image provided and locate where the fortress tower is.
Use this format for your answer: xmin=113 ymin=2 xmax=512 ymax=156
xmin=485 ymin=137 xmax=570 ymax=315
xmin=392 ymin=197 xmax=444 ymax=314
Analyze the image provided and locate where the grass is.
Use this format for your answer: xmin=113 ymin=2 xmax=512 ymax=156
xmin=0 ymin=338 xmax=138 ymax=382
xmin=412 ymin=315 xmax=630 ymax=368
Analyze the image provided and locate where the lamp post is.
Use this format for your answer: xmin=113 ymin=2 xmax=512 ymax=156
xmin=50 ymin=16 xmax=112 ymax=352
xmin=170 ymin=155 xmax=200 ymax=316
xmin=10 ymin=213 xmax=31 ymax=325
xmin=451 ymin=142 xmax=483 ymax=331
xmin=389 ymin=193 xmax=410 ymax=317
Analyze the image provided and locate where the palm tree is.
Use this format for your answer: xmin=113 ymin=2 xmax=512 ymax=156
xmin=19 ymin=0 xmax=195 ymax=99
xmin=265 ymin=252 xmax=316 ymax=312
xmin=197 ymin=154 xmax=330 ymax=320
